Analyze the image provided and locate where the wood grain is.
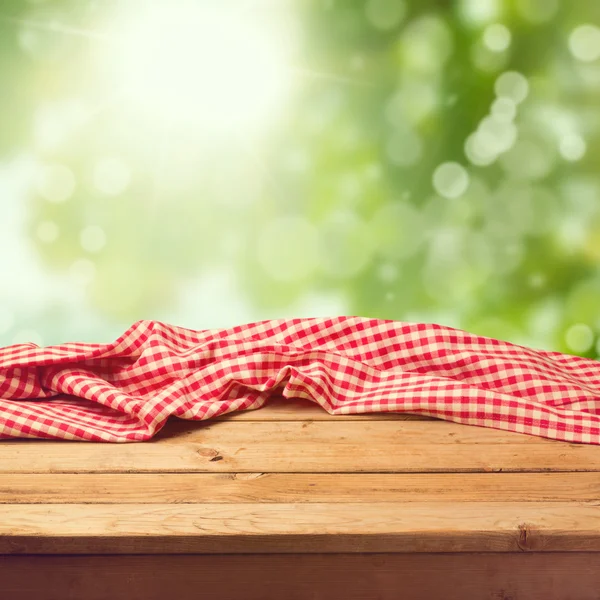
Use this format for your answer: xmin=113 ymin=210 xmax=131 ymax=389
xmin=3 ymin=553 xmax=600 ymax=600
xmin=3 ymin=396 xmax=600 ymax=596
xmin=2 ymin=420 xmax=598 ymax=473
xmin=1 ymin=501 xmax=600 ymax=554
xmin=153 ymin=419 xmax=563 ymax=444
xmin=1 ymin=472 xmax=599 ymax=504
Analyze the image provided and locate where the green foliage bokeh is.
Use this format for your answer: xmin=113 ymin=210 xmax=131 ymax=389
xmin=1 ymin=0 xmax=600 ymax=356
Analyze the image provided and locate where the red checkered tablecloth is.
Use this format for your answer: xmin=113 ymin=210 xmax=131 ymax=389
xmin=1 ymin=316 xmax=599 ymax=443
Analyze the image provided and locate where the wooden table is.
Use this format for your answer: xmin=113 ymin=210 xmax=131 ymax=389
xmin=1 ymin=397 xmax=600 ymax=599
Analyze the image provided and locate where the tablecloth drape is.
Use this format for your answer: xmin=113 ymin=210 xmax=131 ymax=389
xmin=1 ymin=316 xmax=599 ymax=443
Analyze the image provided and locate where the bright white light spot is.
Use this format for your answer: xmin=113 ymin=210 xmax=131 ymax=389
xmin=93 ymin=157 xmax=131 ymax=196
xmin=476 ymin=116 xmax=517 ymax=155
xmin=565 ymin=323 xmax=594 ymax=354
xmin=534 ymin=105 xmax=579 ymax=139
xmin=483 ymin=24 xmax=511 ymax=52
xmin=386 ymin=128 xmax=423 ymax=167
xmin=35 ymin=163 xmax=75 ymax=203
xmin=36 ymin=220 xmax=59 ymax=243
xmin=495 ymin=71 xmax=529 ymax=104
xmin=80 ymin=225 xmax=107 ymax=254
xmin=459 ymin=0 xmax=501 ymax=26
xmin=12 ymin=329 xmax=44 ymax=347
xmin=400 ymin=15 xmax=454 ymax=73
xmin=569 ymin=24 xmax=600 ymax=63
xmin=432 ymin=162 xmax=470 ymax=199
xmin=556 ymin=217 xmax=586 ymax=252
xmin=0 ymin=306 xmax=14 ymax=335
xmin=257 ymin=216 xmax=320 ymax=282
xmin=491 ymin=97 xmax=517 ymax=121
xmin=69 ymin=258 xmax=97 ymax=286
xmin=106 ymin=2 xmax=294 ymax=136
xmin=516 ymin=0 xmax=558 ymax=24
xmin=465 ymin=133 xmax=498 ymax=166
xmin=365 ymin=0 xmax=406 ymax=31
xmin=559 ymin=134 xmax=587 ymax=162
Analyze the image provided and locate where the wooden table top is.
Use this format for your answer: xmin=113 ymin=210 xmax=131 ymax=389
xmin=1 ymin=396 xmax=600 ymax=555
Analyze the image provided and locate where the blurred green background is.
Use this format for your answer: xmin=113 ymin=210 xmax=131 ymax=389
xmin=1 ymin=0 xmax=600 ymax=356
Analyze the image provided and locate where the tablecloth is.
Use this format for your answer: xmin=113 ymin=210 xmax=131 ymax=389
xmin=1 ymin=316 xmax=599 ymax=443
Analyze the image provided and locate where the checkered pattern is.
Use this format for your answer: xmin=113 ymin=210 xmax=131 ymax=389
xmin=1 ymin=316 xmax=600 ymax=443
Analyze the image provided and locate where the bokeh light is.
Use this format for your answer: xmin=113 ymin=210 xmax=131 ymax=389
xmin=565 ymin=323 xmax=594 ymax=354
xmin=559 ymin=134 xmax=587 ymax=162
xmin=495 ymin=71 xmax=529 ymax=104
xmin=98 ymin=1 xmax=296 ymax=136
xmin=483 ymin=24 xmax=511 ymax=53
xmin=80 ymin=226 xmax=107 ymax=254
xmin=432 ymin=162 xmax=470 ymax=199
xmin=569 ymin=24 xmax=600 ymax=63
xmin=0 ymin=0 xmax=598 ymax=359
xmin=490 ymin=97 xmax=517 ymax=121
xmin=35 ymin=164 xmax=76 ymax=203
xmin=459 ymin=0 xmax=502 ymax=27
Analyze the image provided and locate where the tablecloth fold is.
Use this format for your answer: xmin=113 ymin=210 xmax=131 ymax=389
xmin=1 ymin=316 xmax=599 ymax=443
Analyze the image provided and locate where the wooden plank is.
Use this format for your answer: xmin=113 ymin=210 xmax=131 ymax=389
xmin=3 ymin=553 xmax=600 ymax=600
xmin=2 ymin=472 xmax=599 ymax=504
xmin=153 ymin=419 xmax=581 ymax=445
xmin=1 ymin=501 xmax=599 ymax=554
xmin=1 ymin=420 xmax=599 ymax=473
xmin=213 ymin=396 xmax=434 ymax=421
